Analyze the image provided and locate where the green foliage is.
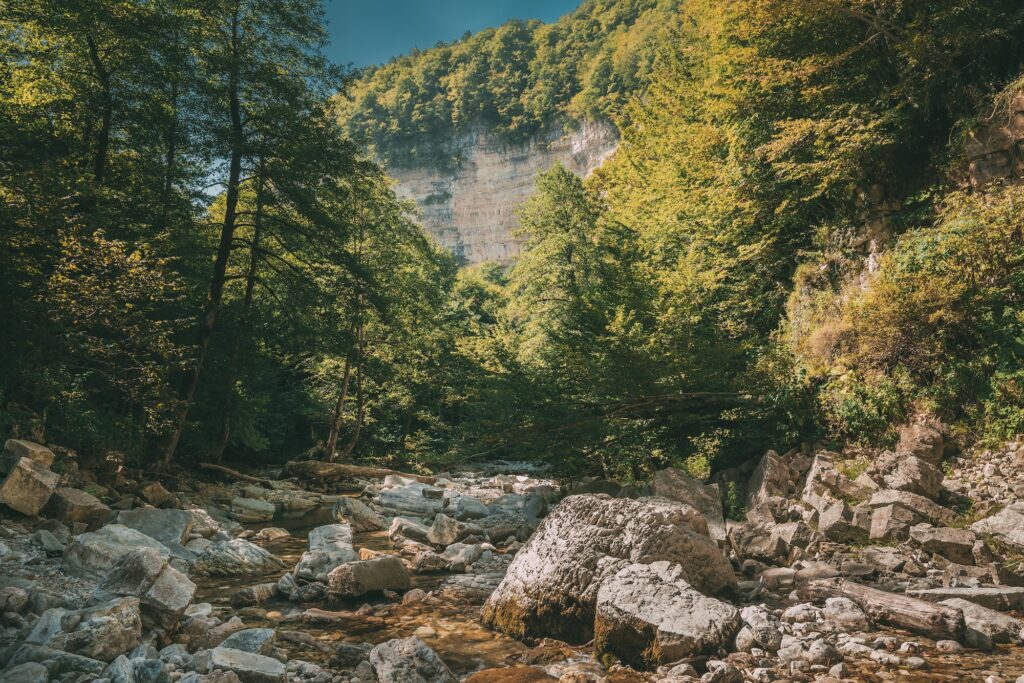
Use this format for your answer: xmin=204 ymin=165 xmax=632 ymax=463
xmin=336 ymin=0 xmax=683 ymax=168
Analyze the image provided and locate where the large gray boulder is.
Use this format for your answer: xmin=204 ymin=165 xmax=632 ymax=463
xmin=333 ymin=497 xmax=386 ymax=532
xmin=116 ymin=508 xmax=195 ymax=546
xmin=868 ymin=489 xmax=957 ymax=525
xmin=0 ymin=457 xmax=60 ymax=516
xmin=218 ymin=628 xmax=277 ymax=656
xmin=938 ymin=598 xmax=1024 ymax=650
xmin=5 ymin=644 xmax=107 ymax=679
xmin=909 ymin=525 xmax=976 ymax=565
xmin=196 ymin=647 xmax=286 ymax=683
xmin=801 ymin=453 xmax=872 ymax=512
xmin=374 ymin=481 xmax=445 ymax=517
xmin=445 ymin=495 xmax=490 ymax=521
xmin=651 ymin=468 xmax=726 ymax=543
xmin=64 ymin=524 xmax=170 ymax=580
xmin=481 ymin=494 xmax=735 ymax=642
xmin=192 ymin=539 xmax=285 ymax=577
xmin=94 ymin=547 xmax=196 ymax=628
xmin=594 ymin=561 xmax=741 ymax=670
xmin=884 ymin=456 xmax=943 ymax=500
xmin=25 ymin=597 xmax=142 ymax=662
xmin=426 ymin=514 xmax=482 ymax=546
xmin=369 ymin=636 xmax=456 ymax=683
xmin=971 ymin=502 xmax=1024 ymax=551
xmin=327 ymin=555 xmax=410 ymax=599
xmin=229 ymin=497 xmax=276 ymax=523
xmin=44 ymin=487 xmax=111 ymax=531
xmin=293 ymin=524 xmax=358 ymax=582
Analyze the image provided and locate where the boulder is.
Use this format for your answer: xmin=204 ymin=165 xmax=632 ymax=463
xmin=218 ymin=628 xmax=277 ymax=656
xmin=868 ymin=489 xmax=957 ymax=525
xmin=0 ymin=457 xmax=60 ymax=515
xmin=44 ymin=487 xmax=111 ymax=531
xmin=938 ymin=598 xmax=1023 ymax=650
xmin=481 ymin=494 xmax=735 ymax=642
xmin=117 ymin=508 xmax=195 ymax=546
xmin=2 ymin=662 xmax=50 ymax=683
xmin=593 ymin=561 xmax=741 ymax=670
xmin=869 ymin=504 xmax=918 ymax=542
xmin=445 ymin=495 xmax=490 ymax=521
xmin=192 ymin=539 xmax=285 ymax=577
xmin=2 ymin=439 xmax=55 ymax=470
xmin=368 ymin=636 xmax=456 ymax=683
xmin=389 ymin=517 xmax=430 ymax=543
xmin=412 ymin=551 xmax=449 ymax=573
xmin=896 ymin=422 xmax=944 ymax=465
xmin=818 ymin=500 xmax=868 ymax=543
xmin=64 ymin=524 xmax=170 ymax=580
xmin=651 ymin=468 xmax=726 ymax=543
xmin=196 ymin=647 xmax=286 ymax=683
xmin=906 ymin=586 xmax=1024 ymax=612
xmin=95 ymin=547 xmax=196 ymax=628
xmin=374 ymin=482 xmax=445 ymax=517
xmin=327 ymin=555 xmax=410 ymax=599
xmin=427 ymin=514 xmax=483 ymax=546
xmin=231 ymin=583 xmax=277 ymax=608
xmin=746 ymin=451 xmax=792 ymax=511
xmin=229 ymin=497 xmax=276 ymax=523
xmin=909 ymin=525 xmax=976 ymax=565
xmin=442 ymin=542 xmax=483 ymax=571
xmin=884 ymin=456 xmax=943 ymax=500
xmin=971 ymin=502 xmax=1024 ymax=551
xmin=5 ymin=645 xmax=107 ymax=679
xmin=140 ymin=481 xmax=178 ymax=508
xmin=293 ymin=524 xmax=358 ymax=582
xmin=25 ymin=597 xmax=142 ymax=662
xmin=739 ymin=605 xmax=783 ymax=651
xmin=802 ymin=453 xmax=873 ymax=512
xmin=332 ymin=497 xmax=387 ymax=532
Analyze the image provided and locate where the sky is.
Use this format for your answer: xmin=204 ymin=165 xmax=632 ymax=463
xmin=324 ymin=0 xmax=583 ymax=68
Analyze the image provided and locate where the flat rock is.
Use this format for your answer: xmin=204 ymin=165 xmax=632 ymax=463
xmin=939 ymin=598 xmax=1024 ymax=650
xmin=0 ymin=457 xmax=60 ymax=516
xmin=64 ymin=524 xmax=170 ymax=580
xmin=369 ymin=636 xmax=456 ymax=683
xmin=427 ymin=514 xmax=483 ymax=546
xmin=229 ymin=497 xmax=276 ymax=523
xmin=192 ymin=539 xmax=286 ymax=577
xmin=294 ymin=524 xmax=358 ymax=582
xmin=219 ymin=628 xmax=277 ymax=656
xmin=117 ymin=508 xmax=195 ymax=545
xmin=389 ymin=516 xmax=431 ymax=543
xmin=971 ymin=502 xmax=1024 ymax=551
xmin=196 ymin=647 xmax=286 ymax=683
xmin=907 ymin=587 xmax=1024 ymax=612
xmin=909 ymin=525 xmax=976 ymax=565
xmin=651 ymin=468 xmax=726 ymax=543
xmin=594 ymin=560 xmax=741 ymax=669
xmin=375 ymin=482 xmax=445 ymax=517
xmin=327 ymin=555 xmax=410 ymax=598
xmin=481 ymin=494 xmax=734 ymax=642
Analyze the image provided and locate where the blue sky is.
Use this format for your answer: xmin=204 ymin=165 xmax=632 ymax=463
xmin=324 ymin=0 xmax=583 ymax=68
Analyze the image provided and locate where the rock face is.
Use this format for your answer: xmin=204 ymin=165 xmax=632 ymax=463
xmin=594 ymin=561 xmax=741 ymax=670
xmin=481 ymin=494 xmax=734 ymax=642
xmin=0 ymin=456 xmax=60 ymax=515
xmin=390 ymin=119 xmax=618 ymax=264
xmin=369 ymin=636 xmax=456 ymax=683
xmin=650 ymin=468 xmax=726 ymax=543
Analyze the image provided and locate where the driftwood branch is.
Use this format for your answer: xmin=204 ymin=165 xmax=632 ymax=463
xmin=796 ymin=578 xmax=965 ymax=641
xmin=198 ymin=462 xmax=274 ymax=486
xmin=282 ymin=460 xmax=436 ymax=485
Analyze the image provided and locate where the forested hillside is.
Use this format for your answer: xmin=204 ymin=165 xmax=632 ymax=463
xmin=336 ymin=0 xmax=681 ymax=168
xmin=6 ymin=0 xmax=1024 ymax=483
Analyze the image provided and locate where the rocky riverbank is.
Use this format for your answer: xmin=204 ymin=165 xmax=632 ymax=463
xmin=1 ymin=425 xmax=1024 ymax=682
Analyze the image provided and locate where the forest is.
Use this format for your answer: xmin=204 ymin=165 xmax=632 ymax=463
xmin=5 ymin=0 xmax=1024 ymax=483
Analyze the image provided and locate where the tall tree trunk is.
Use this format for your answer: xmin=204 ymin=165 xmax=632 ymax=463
xmin=161 ymin=2 xmax=243 ymax=468
xmin=156 ymin=79 xmax=179 ymax=232
xmin=214 ymin=169 xmax=265 ymax=463
xmin=324 ymin=352 xmax=353 ymax=462
xmin=85 ymin=36 xmax=112 ymax=186
xmin=338 ymin=313 xmax=366 ymax=460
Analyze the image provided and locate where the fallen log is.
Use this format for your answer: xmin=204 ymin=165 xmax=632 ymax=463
xmin=796 ymin=578 xmax=965 ymax=642
xmin=198 ymin=462 xmax=275 ymax=486
xmin=282 ymin=460 xmax=436 ymax=485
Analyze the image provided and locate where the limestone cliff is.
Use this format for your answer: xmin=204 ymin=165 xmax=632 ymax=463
xmin=389 ymin=119 xmax=619 ymax=264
